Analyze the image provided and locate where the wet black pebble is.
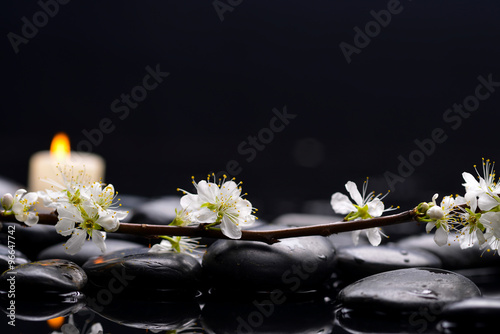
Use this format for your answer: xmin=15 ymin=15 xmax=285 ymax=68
xmin=335 ymin=245 xmax=442 ymax=281
xmin=0 ymin=259 xmax=87 ymax=293
xmin=338 ymin=267 xmax=481 ymax=313
xmin=203 ymin=236 xmax=336 ymax=292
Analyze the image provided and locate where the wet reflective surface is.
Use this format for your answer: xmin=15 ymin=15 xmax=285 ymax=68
xmin=1 ymin=266 xmax=499 ymax=334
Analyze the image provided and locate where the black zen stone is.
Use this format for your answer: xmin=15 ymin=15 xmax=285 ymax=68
xmin=202 ymin=236 xmax=336 ymax=293
xmin=335 ymin=245 xmax=442 ymax=281
xmin=397 ymin=233 xmax=500 ymax=269
xmin=0 ymin=259 xmax=87 ymax=294
xmin=82 ymin=247 xmax=202 ymax=292
xmin=0 ymin=244 xmax=30 ymax=273
xmin=129 ymin=196 xmax=180 ymax=225
xmin=0 ymin=223 xmax=66 ymax=260
xmin=37 ymin=239 xmax=144 ymax=266
xmin=338 ymin=268 xmax=481 ymax=313
xmin=439 ymin=297 xmax=500 ymax=330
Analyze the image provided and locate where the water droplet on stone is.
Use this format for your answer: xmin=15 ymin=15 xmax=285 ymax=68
xmin=318 ymin=254 xmax=327 ymax=260
xmin=409 ymin=289 xmax=439 ymax=299
xmin=400 ymin=250 xmax=408 ymax=255
xmin=404 ymin=259 xmax=410 ymax=263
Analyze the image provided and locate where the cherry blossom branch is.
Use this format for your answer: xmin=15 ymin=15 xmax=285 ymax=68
xmin=0 ymin=209 xmax=419 ymax=244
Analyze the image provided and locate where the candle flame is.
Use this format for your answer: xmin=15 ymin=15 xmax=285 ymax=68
xmin=47 ymin=316 xmax=65 ymax=330
xmin=50 ymin=132 xmax=71 ymax=160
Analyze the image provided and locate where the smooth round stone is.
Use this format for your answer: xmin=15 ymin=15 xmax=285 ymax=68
xmin=0 ymin=244 xmax=30 ymax=273
xmin=439 ymin=297 xmax=500 ymax=330
xmin=37 ymin=239 xmax=144 ymax=266
xmin=203 ymin=236 xmax=336 ymax=292
xmin=130 ymin=196 xmax=180 ymax=225
xmin=397 ymin=233 xmax=500 ymax=269
xmin=82 ymin=247 xmax=203 ymax=291
xmin=0 ymin=259 xmax=87 ymax=293
xmin=335 ymin=245 xmax=442 ymax=281
xmin=0 ymin=222 xmax=66 ymax=260
xmin=338 ymin=268 xmax=481 ymax=313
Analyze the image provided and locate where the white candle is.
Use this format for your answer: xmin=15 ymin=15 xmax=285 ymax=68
xmin=28 ymin=133 xmax=105 ymax=192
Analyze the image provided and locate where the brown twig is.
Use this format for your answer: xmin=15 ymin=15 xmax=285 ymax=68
xmin=1 ymin=209 xmax=419 ymax=244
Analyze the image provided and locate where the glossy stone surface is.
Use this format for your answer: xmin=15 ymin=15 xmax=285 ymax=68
xmin=0 ymin=222 xmax=66 ymax=260
xmin=82 ymin=247 xmax=203 ymax=291
xmin=397 ymin=233 xmax=500 ymax=269
xmin=0 ymin=259 xmax=87 ymax=293
xmin=0 ymin=244 xmax=30 ymax=273
xmin=335 ymin=245 xmax=442 ymax=280
xmin=203 ymin=236 xmax=336 ymax=292
xmin=37 ymin=239 xmax=144 ymax=266
xmin=440 ymin=297 xmax=500 ymax=328
xmin=129 ymin=196 xmax=180 ymax=225
xmin=338 ymin=268 xmax=481 ymax=313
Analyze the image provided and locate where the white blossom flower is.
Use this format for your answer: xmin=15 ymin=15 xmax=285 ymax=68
xmin=37 ymin=165 xmax=128 ymax=255
xmin=457 ymin=209 xmax=486 ymax=249
xmin=149 ymin=236 xmax=204 ymax=256
xmin=55 ymin=203 xmax=116 ymax=255
xmin=10 ymin=189 xmax=39 ymax=226
xmin=462 ymin=158 xmax=500 ymax=212
xmin=425 ymin=194 xmax=464 ymax=247
xmin=179 ymin=175 xmax=256 ymax=239
xmin=331 ymin=179 xmax=394 ymax=246
xmin=38 ymin=164 xmax=93 ymax=210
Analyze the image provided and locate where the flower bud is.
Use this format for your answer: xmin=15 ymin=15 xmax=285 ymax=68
xmin=1 ymin=193 xmax=14 ymax=210
xmin=427 ymin=206 xmax=445 ymax=220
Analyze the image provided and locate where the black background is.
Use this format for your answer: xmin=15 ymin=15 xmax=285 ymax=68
xmin=2 ymin=0 xmax=500 ymax=220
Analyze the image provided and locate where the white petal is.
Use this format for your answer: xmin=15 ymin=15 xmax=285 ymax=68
xmin=459 ymin=233 xmax=474 ymax=249
xmin=24 ymin=213 xmax=39 ymax=226
xmin=14 ymin=213 xmax=27 ymax=222
xmin=96 ymin=214 xmax=118 ymax=232
xmin=197 ymin=180 xmax=216 ymax=203
xmin=55 ymin=219 xmax=76 ymax=236
xmin=14 ymin=189 xmax=27 ymax=198
xmin=330 ymin=192 xmax=355 ymax=214
xmin=476 ymin=229 xmax=487 ymax=245
xmin=434 ymin=227 xmax=448 ymax=247
xmin=431 ymin=193 xmax=439 ymax=205
xmin=64 ymin=230 xmax=87 ymax=255
xmin=366 ymin=228 xmax=382 ymax=246
xmin=23 ymin=192 xmax=38 ymax=204
xmin=367 ymin=198 xmax=384 ymax=217
xmin=464 ymin=192 xmax=478 ymax=212
xmin=180 ymin=193 xmax=196 ymax=208
xmin=148 ymin=242 xmax=173 ymax=254
xmin=462 ymin=172 xmax=479 ymax=188
xmin=92 ymin=230 xmax=107 ymax=253
xmin=345 ymin=181 xmax=363 ymax=206
xmin=12 ymin=202 xmax=24 ymax=216
xmin=220 ymin=216 xmax=242 ymax=239
xmin=478 ymin=194 xmax=499 ymax=211
xmin=426 ymin=221 xmax=435 ymax=233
